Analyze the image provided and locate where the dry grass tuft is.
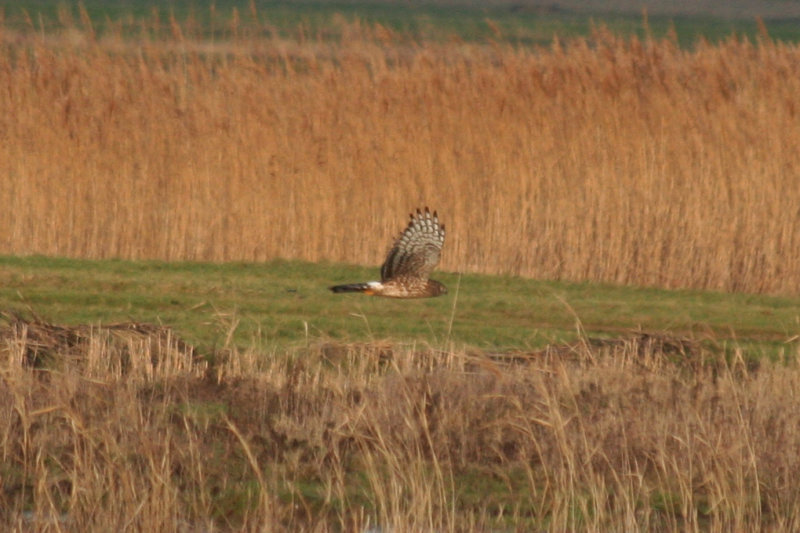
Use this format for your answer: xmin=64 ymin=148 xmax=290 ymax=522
xmin=0 ymin=311 xmax=201 ymax=379
xmin=1 ymin=315 xmax=800 ymax=530
xmin=2 ymin=21 xmax=800 ymax=293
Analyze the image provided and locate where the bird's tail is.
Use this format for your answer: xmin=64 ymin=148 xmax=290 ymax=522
xmin=329 ymin=282 xmax=375 ymax=294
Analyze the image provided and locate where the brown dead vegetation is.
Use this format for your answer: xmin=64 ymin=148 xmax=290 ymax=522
xmin=2 ymin=22 xmax=800 ymax=294
xmin=1 ymin=314 xmax=799 ymax=531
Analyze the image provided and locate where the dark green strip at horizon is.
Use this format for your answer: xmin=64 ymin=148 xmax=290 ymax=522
xmin=4 ymin=1 xmax=800 ymax=47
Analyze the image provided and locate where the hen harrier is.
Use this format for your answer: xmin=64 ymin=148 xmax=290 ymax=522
xmin=330 ymin=207 xmax=447 ymax=298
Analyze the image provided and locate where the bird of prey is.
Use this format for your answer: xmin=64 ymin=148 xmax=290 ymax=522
xmin=330 ymin=207 xmax=447 ymax=298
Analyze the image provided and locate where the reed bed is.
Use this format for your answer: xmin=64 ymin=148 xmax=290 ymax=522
xmin=1 ymin=314 xmax=800 ymax=531
xmin=2 ymin=17 xmax=800 ymax=294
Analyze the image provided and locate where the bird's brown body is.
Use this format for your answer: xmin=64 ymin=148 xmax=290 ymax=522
xmin=330 ymin=208 xmax=447 ymax=298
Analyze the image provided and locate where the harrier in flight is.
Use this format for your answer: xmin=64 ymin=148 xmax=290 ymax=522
xmin=330 ymin=207 xmax=447 ymax=298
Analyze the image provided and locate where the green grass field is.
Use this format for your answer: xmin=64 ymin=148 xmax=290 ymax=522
xmin=6 ymin=0 xmax=800 ymax=45
xmin=1 ymin=255 xmax=797 ymax=358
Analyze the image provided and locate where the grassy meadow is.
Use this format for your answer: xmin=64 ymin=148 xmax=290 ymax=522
xmin=2 ymin=3 xmax=800 ymax=531
xmin=1 ymin=255 xmax=798 ymax=354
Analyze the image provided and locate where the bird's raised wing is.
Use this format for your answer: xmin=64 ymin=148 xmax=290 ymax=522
xmin=380 ymin=207 xmax=445 ymax=283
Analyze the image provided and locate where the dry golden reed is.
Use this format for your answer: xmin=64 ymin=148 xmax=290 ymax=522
xmin=2 ymin=316 xmax=800 ymax=530
xmin=2 ymin=20 xmax=800 ymax=293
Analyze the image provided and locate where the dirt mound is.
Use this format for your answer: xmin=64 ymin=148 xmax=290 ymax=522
xmin=476 ymin=331 xmax=724 ymax=373
xmin=0 ymin=311 xmax=199 ymax=375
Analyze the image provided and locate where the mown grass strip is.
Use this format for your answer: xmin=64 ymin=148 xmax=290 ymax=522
xmin=0 ymin=255 xmax=796 ymax=358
